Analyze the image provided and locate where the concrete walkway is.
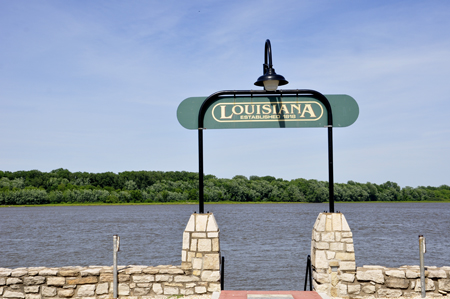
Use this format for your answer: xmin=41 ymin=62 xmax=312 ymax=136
xmin=217 ymin=290 xmax=325 ymax=299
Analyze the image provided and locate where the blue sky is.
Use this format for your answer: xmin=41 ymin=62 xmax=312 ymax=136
xmin=1 ymin=1 xmax=449 ymax=188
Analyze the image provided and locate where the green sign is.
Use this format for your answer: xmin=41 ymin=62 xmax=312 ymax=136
xmin=177 ymin=95 xmax=358 ymax=129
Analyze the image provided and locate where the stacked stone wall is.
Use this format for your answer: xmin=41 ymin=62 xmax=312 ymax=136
xmin=311 ymin=212 xmax=450 ymax=298
xmin=352 ymin=265 xmax=450 ymax=298
xmin=0 ymin=213 xmax=221 ymax=299
xmin=0 ymin=265 xmax=211 ymax=298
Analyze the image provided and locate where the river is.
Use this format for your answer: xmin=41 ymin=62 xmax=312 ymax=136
xmin=1 ymin=202 xmax=449 ymax=290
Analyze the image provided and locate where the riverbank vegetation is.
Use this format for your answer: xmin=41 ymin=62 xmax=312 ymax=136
xmin=0 ymin=169 xmax=449 ymax=205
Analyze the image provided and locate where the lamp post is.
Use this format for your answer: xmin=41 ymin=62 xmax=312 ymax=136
xmin=197 ymin=39 xmax=335 ymax=214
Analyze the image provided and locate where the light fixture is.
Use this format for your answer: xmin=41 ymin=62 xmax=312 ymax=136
xmin=254 ymin=39 xmax=288 ymax=91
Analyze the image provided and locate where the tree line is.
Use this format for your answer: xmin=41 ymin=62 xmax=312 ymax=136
xmin=0 ymin=169 xmax=448 ymax=205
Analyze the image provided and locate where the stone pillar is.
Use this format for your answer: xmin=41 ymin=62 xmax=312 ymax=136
xmin=181 ymin=213 xmax=221 ymax=292
xmin=311 ymin=212 xmax=356 ymax=298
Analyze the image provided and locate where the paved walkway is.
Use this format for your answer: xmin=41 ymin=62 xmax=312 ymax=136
xmin=217 ymin=290 xmax=324 ymax=299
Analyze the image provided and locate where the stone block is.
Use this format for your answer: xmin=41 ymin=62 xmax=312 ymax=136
xmin=335 ymin=232 xmax=341 ymax=242
xmin=183 ymin=232 xmax=190 ymax=250
xmin=331 ymin=272 xmax=338 ymax=286
xmin=314 ymin=283 xmax=329 ymax=293
xmin=316 ymin=214 xmax=326 ymax=232
xmin=7 ymin=277 xmax=22 ymax=285
xmin=386 ymin=277 xmax=409 ymax=289
xmin=326 ymin=215 xmax=332 ymax=231
xmin=190 ymin=239 xmax=198 ymax=251
xmin=212 ymin=238 xmax=220 ymax=251
xmin=81 ymin=268 xmax=101 ymax=276
xmin=313 ymin=231 xmax=321 ymax=242
xmin=42 ymin=286 xmax=57 ymax=297
xmin=185 ymin=215 xmax=195 ymax=232
xmin=96 ymin=282 xmax=109 ymax=295
xmin=439 ymin=279 xmax=450 ymax=292
xmin=335 ymin=252 xmax=355 ymax=261
xmin=348 ymin=284 xmax=360 ymax=294
xmin=24 ymin=276 xmax=46 ymax=285
xmin=208 ymin=283 xmax=221 ymax=292
xmin=195 ymin=286 xmax=207 ymax=294
xmin=192 ymin=232 xmax=207 ymax=238
xmin=362 ymin=284 xmax=376 ymax=294
xmin=182 ymin=250 xmax=187 ymax=262
xmin=313 ymin=272 xmax=329 ymax=284
xmin=204 ymin=254 xmax=220 ymax=270
xmin=201 ymin=271 xmax=220 ymax=282
xmin=406 ymin=269 xmax=420 ymax=278
xmin=66 ymin=276 xmax=98 ymax=284
xmin=414 ymin=278 xmax=435 ymax=291
xmin=25 ymin=294 xmax=40 ymax=299
xmin=192 ymin=258 xmax=203 ymax=270
xmin=11 ymin=270 xmax=28 ymax=277
xmin=314 ymin=250 xmax=328 ymax=269
xmin=187 ymin=251 xmax=195 ymax=262
xmin=38 ymin=269 xmax=58 ymax=276
xmin=206 ymin=214 xmax=219 ymax=232
xmin=326 ymin=251 xmax=336 ymax=260
xmin=342 ymin=232 xmax=353 ymax=238
xmin=386 ymin=270 xmax=406 ymax=278
xmin=133 ymin=275 xmax=155 ymax=283
xmin=174 ymin=275 xmax=200 ymax=282
xmin=198 ymin=239 xmax=212 ymax=252
xmin=164 ymin=286 xmax=179 ymax=295
xmin=125 ymin=266 xmax=145 ymax=274
xmin=24 ymin=286 xmax=39 ymax=293
xmin=322 ymin=232 xmax=335 ymax=242
xmin=118 ymin=283 xmax=130 ymax=295
xmin=429 ymin=270 xmax=447 ymax=278
xmin=0 ymin=271 xmax=11 ymax=278
xmin=341 ymin=214 xmax=351 ymax=231
xmin=0 ymin=277 xmax=5 ymax=285
xmin=340 ymin=262 xmax=356 ymax=271
xmin=3 ymin=290 xmax=25 ymax=298
xmin=134 ymin=287 xmax=150 ymax=295
xmin=340 ymin=273 xmax=355 ymax=283
xmin=332 ymin=213 xmax=342 ymax=231
xmin=356 ymin=269 xmax=384 ymax=283
xmin=155 ymin=274 xmax=172 ymax=282
xmin=153 ymin=283 xmax=163 ymax=294
xmin=346 ymin=243 xmax=354 ymax=252
xmin=316 ymin=242 xmax=329 ymax=250
xmin=58 ymin=288 xmax=75 ymax=297
xmin=183 ymin=288 xmax=195 ymax=295
xmin=377 ymin=288 xmax=403 ymax=297
xmin=196 ymin=214 xmax=208 ymax=231
xmin=47 ymin=276 xmax=66 ymax=286
xmin=329 ymin=242 xmax=344 ymax=251
xmin=59 ymin=269 xmax=80 ymax=276
xmin=143 ymin=267 xmax=159 ymax=274
xmin=165 ymin=268 xmax=184 ymax=275
xmin=208 ymin=232 xmax=219 ymax=238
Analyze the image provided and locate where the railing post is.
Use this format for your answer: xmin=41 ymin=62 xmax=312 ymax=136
xmin=304 ymin=255 xmax=313 ymax=291
xmin=113 ymin=235 xmax=120 ymax=299
xmin=419 ymin=235 xmax=426 ymax=298
xmin=221 ymin=256 xmax=225 ymax=290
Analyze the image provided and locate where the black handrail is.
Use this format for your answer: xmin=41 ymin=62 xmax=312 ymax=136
xmin=304 ymin=255 xmax=313 ymax=291
xmin=221 ymin=256 xmax=225 ymax=290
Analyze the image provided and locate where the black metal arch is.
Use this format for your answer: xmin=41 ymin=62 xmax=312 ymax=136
xmin=197 ymin=89 xmax=335 ymax=213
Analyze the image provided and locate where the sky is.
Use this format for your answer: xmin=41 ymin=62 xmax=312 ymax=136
xmin=1 ymin=0 xmax=449 ymax=188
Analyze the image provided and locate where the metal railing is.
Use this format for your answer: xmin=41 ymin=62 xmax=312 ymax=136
xmin=304 ymin=255 xmax=313 ymax=291
xmin=221 ymin=256 xmax=225 ymax=290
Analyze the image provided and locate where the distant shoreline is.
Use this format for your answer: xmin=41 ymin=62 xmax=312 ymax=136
xmin=1 ymin=200 xmax=448 ymax=208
